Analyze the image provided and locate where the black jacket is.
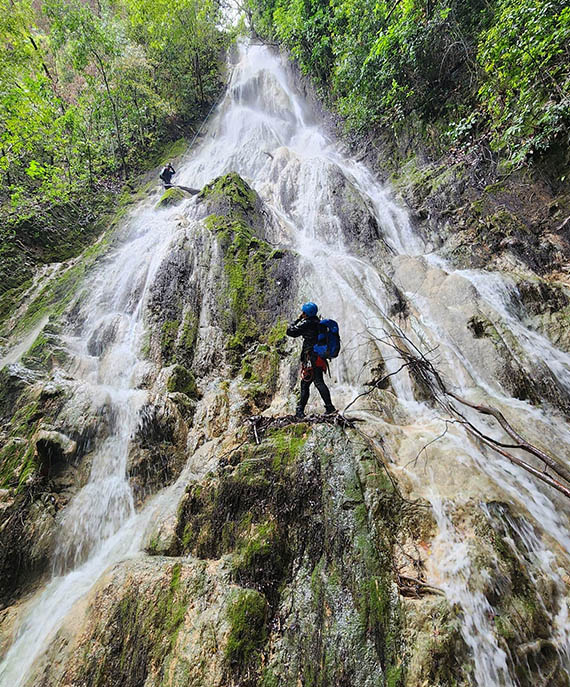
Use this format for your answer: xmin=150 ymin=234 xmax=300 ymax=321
xmin=286 ymin=315 xmax=321 ymax=361
xmin=159 ymin=165 xmax=175 ymax=184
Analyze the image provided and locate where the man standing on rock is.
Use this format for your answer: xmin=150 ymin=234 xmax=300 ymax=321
xmin=159 ymin=162 xmax=176 ymax=186
xmin=287 ymin=302 xmax=336 ymax=418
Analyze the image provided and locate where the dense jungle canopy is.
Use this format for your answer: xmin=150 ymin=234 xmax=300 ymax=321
xmin=247 ymin=0 xmax=570 ymax=164
xmin=0 ymin=0 xmax=226 ymax=297
xmin=0 ymin=2 xmax=570 ymax=685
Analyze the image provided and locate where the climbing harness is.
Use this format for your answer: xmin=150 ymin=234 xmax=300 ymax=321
xmin=301 ymin=361 xmax=314 ymax=382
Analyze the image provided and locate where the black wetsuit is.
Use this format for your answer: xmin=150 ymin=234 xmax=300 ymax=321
xmin=286 ymin=315 xmax=335 ymax=416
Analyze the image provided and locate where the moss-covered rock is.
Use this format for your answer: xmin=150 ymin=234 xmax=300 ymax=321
xmin=147 ymin=173 xmax=297 ymax=374
xmin=205 ymin=212 xmax=292 ymax=355
xmin=198 ymin=172 xmax=260 ymax=221
xmin=166 ymin=364 xmax=199 ymax=399
xmin=225 ymin=588 xmax=269 ymax=670
xmin=239 ymin=341 xmax=282 ymax=411
xmin=3 ymin=232 xmax=112 ymax=340
xmin=166 ymin=425 xmax=448 ymax=686
xmin=156 ymin=186 xmax=187 ymax=208
xmin=44 ymin=559 xmax=216 ymax=687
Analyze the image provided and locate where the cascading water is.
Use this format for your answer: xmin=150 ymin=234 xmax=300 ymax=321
xmin=1 ymin=39 xmax=569 ymax=686
xmin=0 ymin=206 xmax=182 ymax=684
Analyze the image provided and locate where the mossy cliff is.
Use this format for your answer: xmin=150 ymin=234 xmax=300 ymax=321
xmin=0 ymin=367 xmax=85 ymax=605
xmin=146 ymin=172 xmax=297 ymax=384
xmin=1 ymin=168 xmax=567 ymax=687
xmin=0 ymin=179 xmax=190 ymax=606
xmin=25 ymin=424 xmax=471 ymax=687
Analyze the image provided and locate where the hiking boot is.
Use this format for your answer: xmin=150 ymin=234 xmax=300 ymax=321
xmin=324 ymin=406 xmax=337 ymax=415
xmin=295 ymin=409 xmax=305 ymax=419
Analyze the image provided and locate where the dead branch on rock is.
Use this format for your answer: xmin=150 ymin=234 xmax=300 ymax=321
xmin=366 ymin=329 xmax=570 ymax=500
xmin=395 ymin=571 xmax=445 ymax=598
xmin=446 ymin=390 xmax=570 ymax=485
xmin=343 ymin=362 xmax=411 ymax=414
xmin=247 ymin=412 xmax=356 ymax=444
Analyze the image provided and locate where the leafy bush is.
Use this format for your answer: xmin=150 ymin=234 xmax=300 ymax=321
xmin=248 ymin=0 xmax=569 ymax=167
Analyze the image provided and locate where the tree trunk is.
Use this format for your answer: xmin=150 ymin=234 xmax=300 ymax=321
xmin=92 ymin=49 xmax=128 ymax=178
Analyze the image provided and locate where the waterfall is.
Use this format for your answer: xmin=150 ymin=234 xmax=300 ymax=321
xmin=0 ymin=206 xmax=181 ymax=684
xmin=1 ymin=39 xmax=569 ymax=686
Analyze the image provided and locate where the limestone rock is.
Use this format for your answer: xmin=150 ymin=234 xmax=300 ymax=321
xmin=34 ymin=429 xmax=77 ymax=475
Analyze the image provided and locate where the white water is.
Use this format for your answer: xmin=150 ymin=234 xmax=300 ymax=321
xmin=431 ymin=497 xmax=516 ymax=687
xmin=1 ymin=39 xmax=569 ymax=686
xmin=0 ymin=205 xmax=181 ymax=685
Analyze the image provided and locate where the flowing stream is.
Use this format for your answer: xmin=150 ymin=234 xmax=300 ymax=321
xmin=1 ymin=40 xmax=569 ymax=686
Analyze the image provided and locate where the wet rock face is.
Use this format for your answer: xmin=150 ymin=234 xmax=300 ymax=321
xmin=455 ymin=501 xmax=570 ymax=687
xmin=86 ymin=315 xmax=121 ymax=357
xmin=3 ymin=151 xmax=569 ymax=687
xmin=0 ymin=374 xmax=97 ymax=606
xmin=145 ymin=425 xmax=458 ymax=687
xmin=127 ymin=397 xmax=189 ymax=507
xmin=381 ymin=150 xmax=570 ymax=280
xmin=25 ymin=423 xmax=474 ymax=687
xmin=515 ymin=279 xmax=570 ymax=353
xmin=327 ymin=167 xmax=379 ymax=244
xmin=34 ymin=429 xmax=77 ymax=477
xmin=147 ymin=173 xmax=299 ymax=377
xmin=393 ymin=255 xmax=570 ymax=415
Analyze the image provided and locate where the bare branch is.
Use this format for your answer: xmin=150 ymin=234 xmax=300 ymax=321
xmin=358 ymin=328 xmax=570 ymax=500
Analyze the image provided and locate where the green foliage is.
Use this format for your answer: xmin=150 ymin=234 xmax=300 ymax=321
xmin=248 ymin=0 xmax=569 ymax=166
xmin=477 ymin=0 xmax=570 ymax=164
xmin=0 ymin=0 xmax=226 ymax=303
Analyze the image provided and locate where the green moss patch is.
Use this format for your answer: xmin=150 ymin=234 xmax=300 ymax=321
xmin=199 ymin=172 xmax=258 ymax=215
xmin=205 ymin=213 xmax=272 ymax=351
xmin=175 ymin=425 xmax=312 ymax=599
xmin=76 ymin=562 xmax=192 ymax=687
xmin=156 ymin=186 xmax=186 ymax=208
xmin=166 ymin=364 xmax=199 ymax=398
xmin=239 ymin=343 xmax=281 ymax=410
xmin=225 ymin=588 xmax=269 ymax=668
xmin=11 ymin=232 xmax=111 ymax=338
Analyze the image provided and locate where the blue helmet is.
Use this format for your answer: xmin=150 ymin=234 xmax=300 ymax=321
xmin=302 ymin=302 xmax=318 ymax=317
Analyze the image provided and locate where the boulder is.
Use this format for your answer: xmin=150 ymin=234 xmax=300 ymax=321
xmin=156 ymin=186 xmax=186 ymax=208
xmin=34 ymin=429 xmax=77 ymax=476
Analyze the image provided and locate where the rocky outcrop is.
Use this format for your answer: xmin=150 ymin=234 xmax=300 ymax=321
xmin=0 ymin=370 xmax=95 ymax=605
xmin=127 ymin=396 xmax=189 ymax=507
xmin=146 ymin=173 xmax=298 ymax=381
xmin=392 ymin=255 xmax=570 ymax=415
xmin=156 ymin=186 xmax=187 ymax=208
xmin=27 ymin=418 xmax=567 ymax=687
xmin=23 ymin=423 xmax=470 ymax=687
xmin=1 ymin=161 xmax=568 ymax=687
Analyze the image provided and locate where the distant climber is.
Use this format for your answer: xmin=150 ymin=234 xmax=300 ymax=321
xmin=287 ymin=302 xmax=337 ymax=418
xmin=159 ymin=162 xmax=176 ymax=186
xmin=158 ymin=162 xmax=200 ymax=195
